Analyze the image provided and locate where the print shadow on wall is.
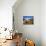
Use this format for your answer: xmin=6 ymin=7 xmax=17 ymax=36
xmin=23 ymin=16 xmax=34 ymax=25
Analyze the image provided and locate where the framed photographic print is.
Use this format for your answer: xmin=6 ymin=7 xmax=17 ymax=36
xmin=23 ymin=16 xmax=34 ymax=25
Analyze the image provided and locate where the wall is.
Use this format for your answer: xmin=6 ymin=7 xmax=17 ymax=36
xmin=41 ymin=0 xmax=46 ymax=46
xmin=0 ymin=0 xmax=16 ymax=30
xmin=13 ymin=0 xmax=41 ymax=46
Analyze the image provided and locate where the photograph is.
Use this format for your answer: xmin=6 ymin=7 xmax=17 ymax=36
xmin=23 ymin=16 xmax=34 ymax=25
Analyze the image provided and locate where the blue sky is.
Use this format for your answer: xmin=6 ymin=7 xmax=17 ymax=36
xmin=23 ymin=16 xmax=33 ymax=20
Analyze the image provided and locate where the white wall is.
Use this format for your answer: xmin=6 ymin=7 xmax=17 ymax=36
xmin=41 ymin=0 xmax=46 ymax=46
xmin=0 ymin=0 xmax=16 ymax=30
xmin=13 ymin=0 xmax=41 ymax=46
